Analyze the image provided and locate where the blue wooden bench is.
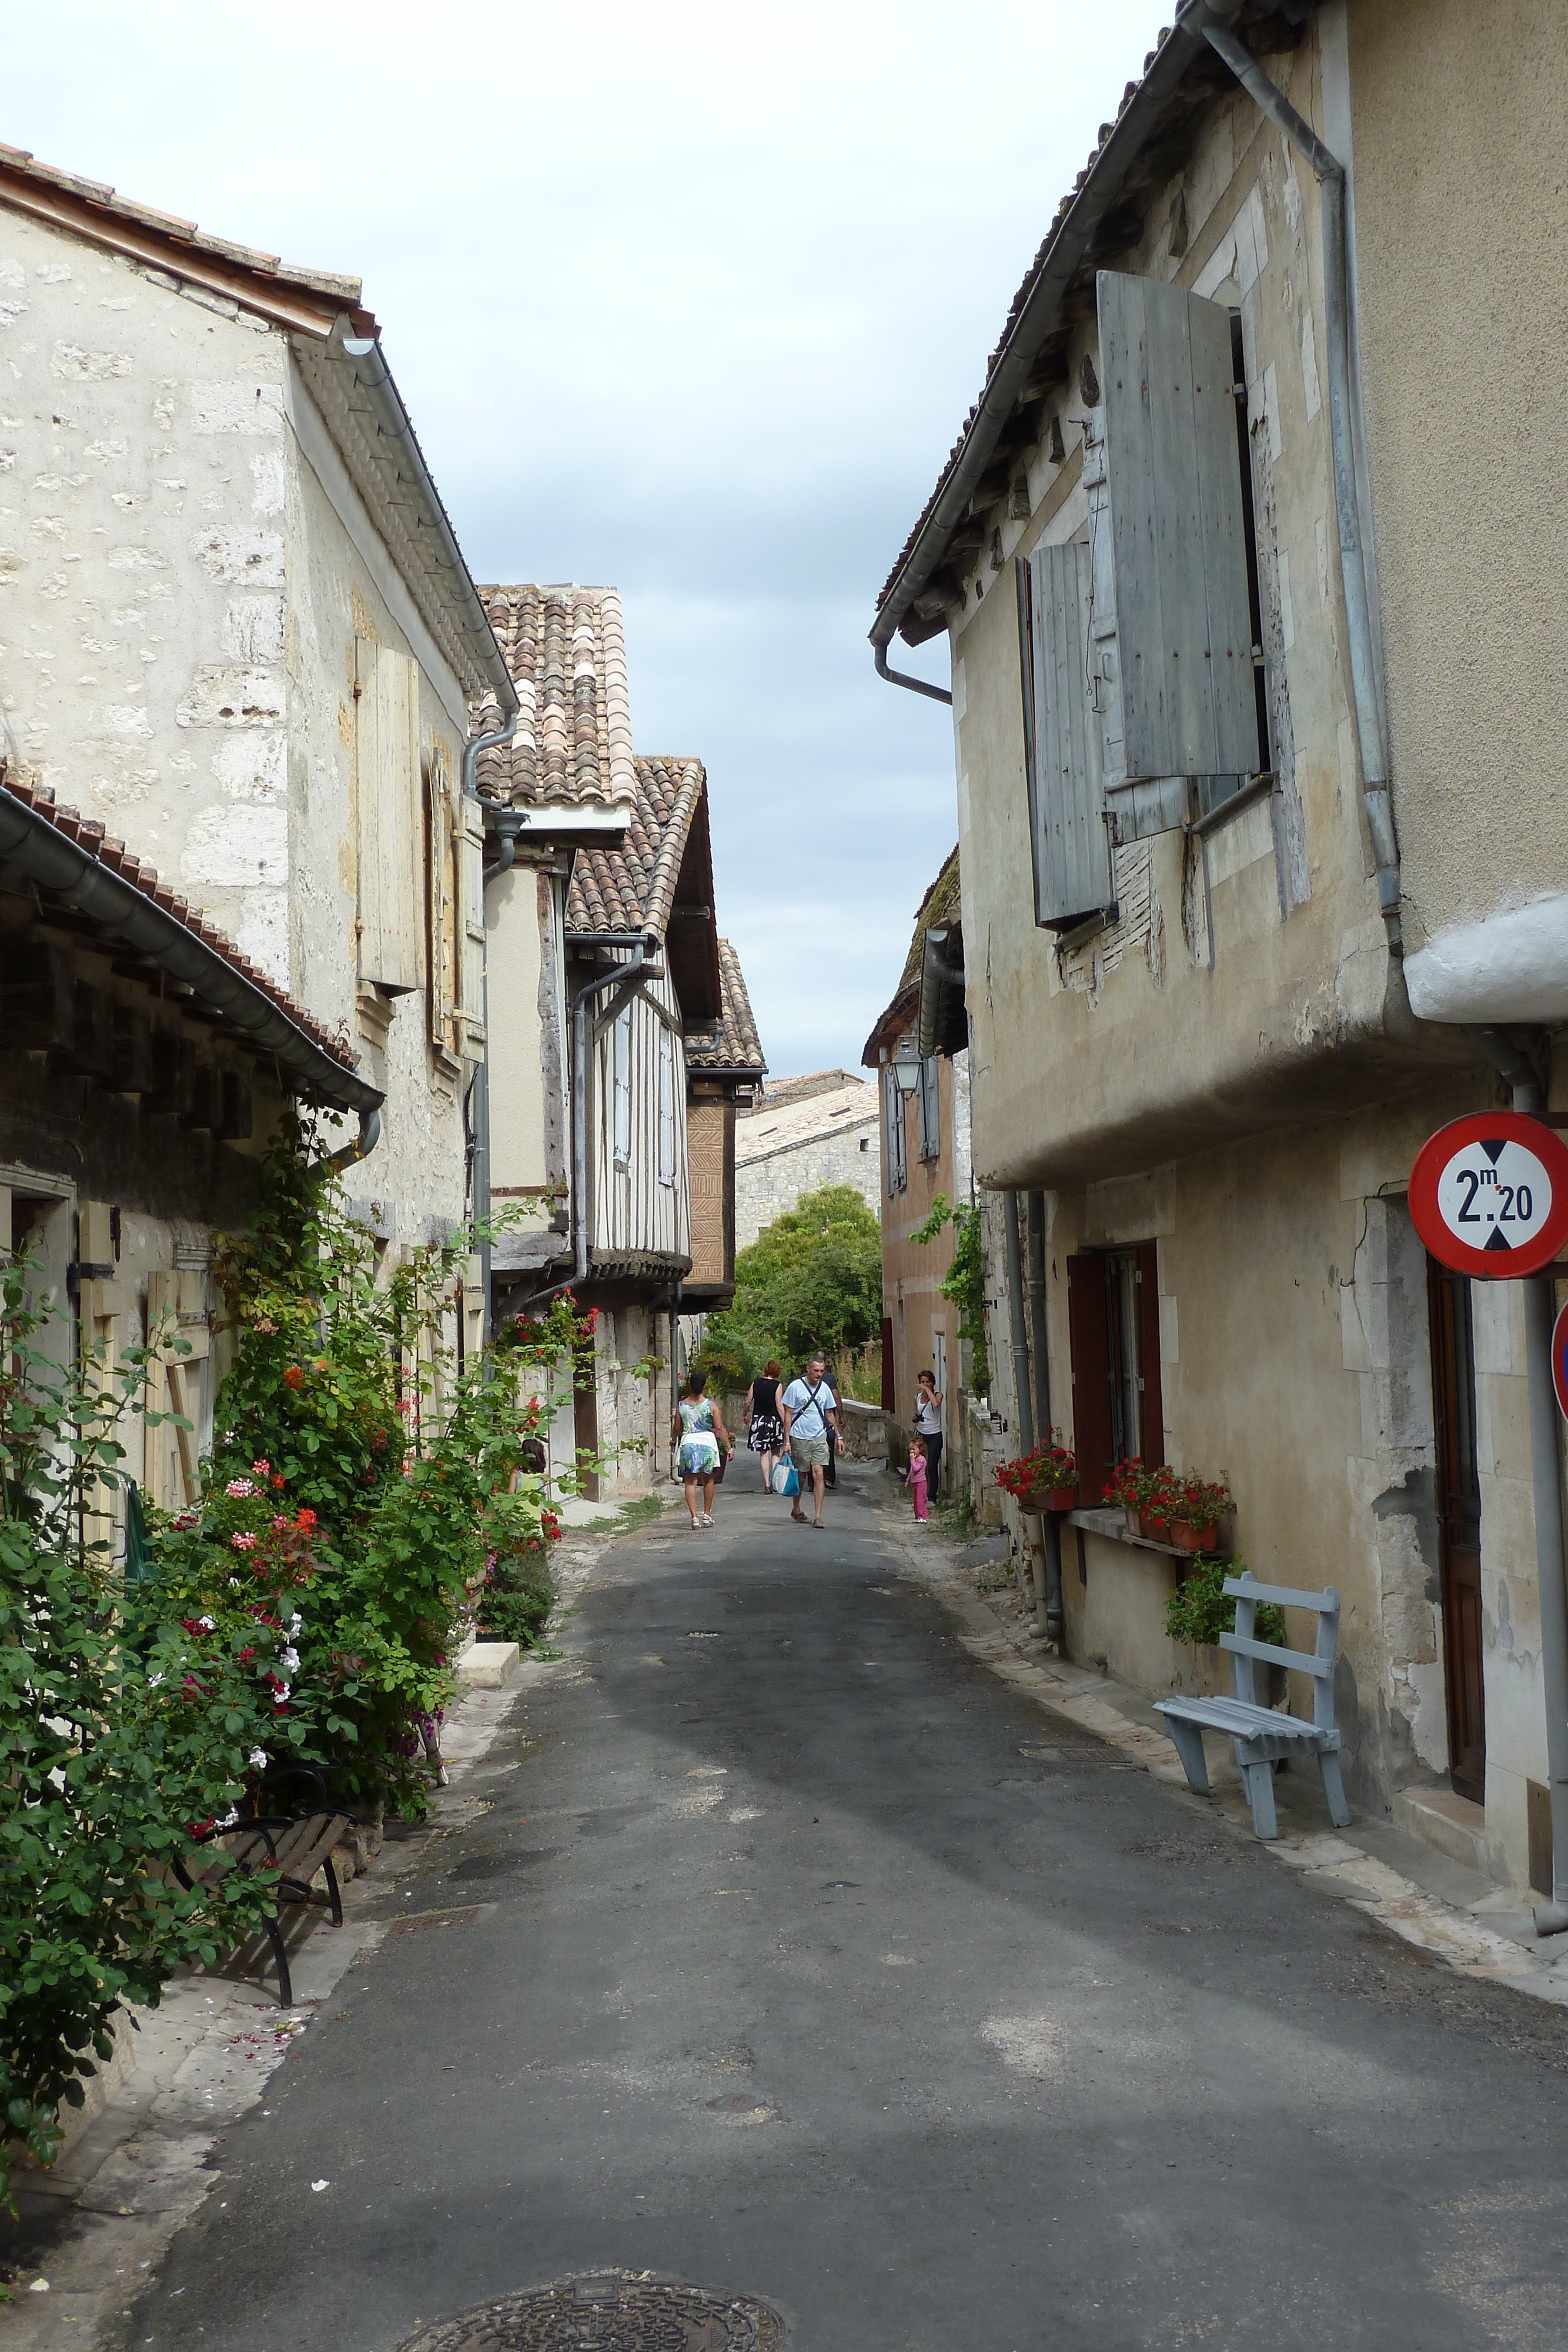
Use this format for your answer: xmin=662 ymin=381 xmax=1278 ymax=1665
xmin=1154 ymin=1572 xmax=1350 ymax=1840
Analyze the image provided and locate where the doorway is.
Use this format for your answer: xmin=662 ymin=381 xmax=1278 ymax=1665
xmin=1427 ymin=1256 xmax=1485 ymax=1804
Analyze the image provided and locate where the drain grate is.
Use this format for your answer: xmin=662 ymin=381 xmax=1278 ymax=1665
xmin=394 ymin=2271 xmax=786 ymax=2348
xmin=1018 ymin=1740 xmax=1135 ymax=1769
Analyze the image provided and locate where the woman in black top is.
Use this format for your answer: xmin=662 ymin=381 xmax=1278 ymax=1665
xmin=745 ymin=1358 xmax=786 ymax=1492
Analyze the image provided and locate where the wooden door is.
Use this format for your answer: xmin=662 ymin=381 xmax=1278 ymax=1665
xmin=1428 ymin=1257 xmax=1486 ymax=1803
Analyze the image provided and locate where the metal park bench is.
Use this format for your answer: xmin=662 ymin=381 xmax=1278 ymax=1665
xmin=174 ymin=1806 xmax=356 ymax=2006
xmin=1154 ymin=1573 xmax=1350 ymax=1841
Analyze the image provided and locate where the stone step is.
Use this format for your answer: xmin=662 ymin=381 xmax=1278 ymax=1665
xmin=1392 ymin=1785 xmax=1488 ymax=1876
xmin=454 ymin=1640 xmax=520 ymax=1690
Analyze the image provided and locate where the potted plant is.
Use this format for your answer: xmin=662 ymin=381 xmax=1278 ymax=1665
xmin=1102 ymin=1458 xmax=1164 ymax=1536
xmin=1165 ymin=1554 xmax=1288 ymax=1699
xmin=1155 ymin=1470 xmax=1232 ymax=1554
xmin=996 ymin=1433 xmax=1078 ymax=1514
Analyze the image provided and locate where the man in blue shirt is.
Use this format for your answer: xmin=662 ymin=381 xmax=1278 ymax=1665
xmin=780 ymin=1352 xmax=844 ymax=1529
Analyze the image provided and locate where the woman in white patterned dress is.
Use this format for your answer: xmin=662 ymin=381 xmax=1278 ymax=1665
xmin=670 ymin=1368 xmax=734 ymax=1529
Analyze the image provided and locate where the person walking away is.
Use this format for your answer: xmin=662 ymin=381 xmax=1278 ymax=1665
xmin=780 ymin=1352 xmax=844 ymax=1529
xmin=745 ymin=1358 xmax=785 ymax=1493
xmin=904 ymin=1434 xmax=930 ymax=1522
xmin=914 ymin=1369 xmax=944 ymax=1502
xmin=671 ymin=1369 xmax=733 ymax=1529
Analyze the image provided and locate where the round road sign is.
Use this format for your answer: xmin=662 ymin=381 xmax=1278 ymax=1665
xmin=1410 ymin=1111 xmax=1568 ymax=1279
xmin=1554 ymin=1299 xmax=1568 ymax=1425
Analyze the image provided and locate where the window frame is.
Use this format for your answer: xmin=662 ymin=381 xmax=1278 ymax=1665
xmin=917 ymin=1054 xmax=941 ymax=1162
xmin=884 ymin=1066 xmax=907 ymax=1195
xmin=1066 ymin=1240 xmax=1164 ymax=1506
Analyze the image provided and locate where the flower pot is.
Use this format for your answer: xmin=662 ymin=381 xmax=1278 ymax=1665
xmin=1136 ymin=1510 xmax=1170 ymax=1541
xmin=1025 ymin=1481 xmax=1078 ymax=1514
xmin=1166 ymin=1518 xmax=1219 ymax=1554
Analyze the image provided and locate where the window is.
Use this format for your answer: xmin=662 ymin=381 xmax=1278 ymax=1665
xmin=613 ymin=1005 xmax=632 ymax=1170
xmin=883 ymin=1067 xmax=907 ymax=1194
xmin=1065 ymin=1242 xmax=1164 ymax=1509
xmin=1018 ymin=272 xmax=1266 ymax=927
xmin=917 ymin=1054 xmax=941 ymax=1161
xmin=657 ymin=1028 xmax=676 ymax=1187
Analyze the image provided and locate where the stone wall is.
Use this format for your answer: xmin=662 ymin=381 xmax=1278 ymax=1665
xmin=734 ymin=1118 xmax=880 ymax=1252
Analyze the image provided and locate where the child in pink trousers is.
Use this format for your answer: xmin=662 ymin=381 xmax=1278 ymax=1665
xmin=905 ymin=1435 xmax=930 ymax=1522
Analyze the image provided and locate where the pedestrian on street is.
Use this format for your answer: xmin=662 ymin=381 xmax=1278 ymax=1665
xmin=671 ymin=1368 xmax=733 ymax=1529
xmin=780 ymin=1351 xmax=843 ymax=1529
xmin=904 ymin=1434 xmax=930 ymax=1522
xmin=914 ymin=1368 xmax=944 ymax=1501
xmin=744 ymin=1357 xmax=786 ymax=1493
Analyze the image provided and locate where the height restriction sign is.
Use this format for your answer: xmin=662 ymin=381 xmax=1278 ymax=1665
xmin=1410 ymin=1111 xmax=1568 ymax=1279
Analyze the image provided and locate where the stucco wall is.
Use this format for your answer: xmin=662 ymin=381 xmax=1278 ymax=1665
xmin=733 ymin=1117 xmax=880 ymax=1252
xmin=0 ymin=204 xmax=472 ymax=1248
xmin=1348 ymin=0 xmax=1568 ymax=955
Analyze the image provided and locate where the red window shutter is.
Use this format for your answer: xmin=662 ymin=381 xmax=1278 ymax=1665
xmin=1135 ymin=1241 xmax=1164 ymax=1466
xmin=1066 ymin=1253 xmax=1114 ymax=1506
xmin=881 ymin=1317 xmax=896 ymax=1414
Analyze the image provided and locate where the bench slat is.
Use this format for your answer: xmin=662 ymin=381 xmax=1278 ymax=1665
xmin=1223 ymin=1576 xmax=1338 ymax=1614
xmin=1156 ymin=1695 xmax=1335 ymax=1744
xmin=1220 ymin=1631 xmax=1331 ymax=1677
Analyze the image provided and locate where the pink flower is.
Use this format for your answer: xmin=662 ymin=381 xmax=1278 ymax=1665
xmin=252 ymin=1458 xmax=270 ymax=1477
xmin=272 ymin=1515 xmax=288 ymax=1530
xmin=231 ymin=1532 xmax=258 ymax=1552
xmin=226 ymin=1477 xmax=255 ymax=1499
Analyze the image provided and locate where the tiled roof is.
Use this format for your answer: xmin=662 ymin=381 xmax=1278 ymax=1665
xmin=862 ymin=846 xmax=962 ymax=1062
xmin=686 ymin=939 xmax=765 ymax=1075
xmin=757 ymin=1067 xmax=865 ymax=1110
xmin=566 ymin=756 xmax=706 ymax=940
xmin=0 ymin=141 xmax=375 ymax=338
xmin=474 ymin=586 xmax=636 ymax=810
xmin=735 ymin=1081 xmax=877 ymax=1167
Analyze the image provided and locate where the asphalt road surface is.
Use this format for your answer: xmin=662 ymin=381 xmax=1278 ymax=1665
xmin=119 ymin=1471 xmax=1568 ymax=2351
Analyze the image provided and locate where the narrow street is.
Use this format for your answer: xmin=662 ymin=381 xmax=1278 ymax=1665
xmin=124 ymin=1474 xmax=1568 ymax=2352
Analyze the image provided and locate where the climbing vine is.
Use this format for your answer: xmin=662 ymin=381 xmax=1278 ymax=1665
xmin=911 ymin=1191 xmax=989 ymax=1396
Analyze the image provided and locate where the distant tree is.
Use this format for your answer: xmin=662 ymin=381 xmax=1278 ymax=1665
xmin=700 ymin=1184 xmax=882 ymax=1387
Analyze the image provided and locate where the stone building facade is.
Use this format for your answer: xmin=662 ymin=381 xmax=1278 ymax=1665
xmin=734 ymin=1073 xmax=880 ymax=1251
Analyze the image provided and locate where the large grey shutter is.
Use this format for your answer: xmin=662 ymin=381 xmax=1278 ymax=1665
xmin=1026 ymin=540 xmax=1113 ymax=928
xmin=1095 ymin=270 xmax=1256 ymax=833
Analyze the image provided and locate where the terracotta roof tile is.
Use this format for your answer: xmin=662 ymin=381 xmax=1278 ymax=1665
xmin=686 ymin=938 xmax=765 ymax=1075
xmin=566 ymin=755 xmax=706 ymax=940
xmin=474 ymin=585 xmax=636 ymax=810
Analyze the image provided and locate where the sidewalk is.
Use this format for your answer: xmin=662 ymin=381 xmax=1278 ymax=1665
xmin=878 ymin=1472 xmax=1568 ymax=2014
xmin=0 ymin=1505 xmax=671 ymax=2337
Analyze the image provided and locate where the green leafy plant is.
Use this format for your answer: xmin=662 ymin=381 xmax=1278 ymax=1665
xmin=911 ymin=1191 xmax=989 ymax=1397
xmin=0 ymin=1267 xmax=286 ymax=2216
xmin=704 ymin=1184 xmax=883 ymax=1381
xmin=1165 ymin=1555 xmax=1288 ymax=1649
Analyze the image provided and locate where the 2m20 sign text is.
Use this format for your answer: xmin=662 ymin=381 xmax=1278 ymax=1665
xmin=1409 ymin=1112 xmax=1568 ymax=1280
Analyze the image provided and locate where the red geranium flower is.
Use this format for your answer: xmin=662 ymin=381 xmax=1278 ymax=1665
xmin=283 ymin=1367 xmax=304 ymax=1390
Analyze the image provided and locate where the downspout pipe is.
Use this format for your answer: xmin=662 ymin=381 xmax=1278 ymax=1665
xmin=1026 ymin=1190 xmax=1064 ymax=1645
xmin=1189 ymin=8 xmax=1401 ymax=951
xmin=1469 ymin=1027 xmax=1568 ymax=1936
xmin=874 ymin=637 xmax=953 ymax=709
xmin=1002 ymin=1190 xmax=1047 ymax=1625
xmin=309 ymin=1108 xmax=382 ymax=1179
xmin=470 ymin=757 xmax=523 ymax=1346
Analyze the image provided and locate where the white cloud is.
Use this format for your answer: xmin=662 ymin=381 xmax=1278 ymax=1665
xmin=8 ymin=0 xmax=1170 ymax=1075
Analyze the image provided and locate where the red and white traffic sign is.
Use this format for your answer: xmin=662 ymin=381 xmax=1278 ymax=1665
xmin=1553 ymin=1299 xmax=1568 ymax=1424
xmin=1410 ymin=1111 xmax=1568 ymax=1279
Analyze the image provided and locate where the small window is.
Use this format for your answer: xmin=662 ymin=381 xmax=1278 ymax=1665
xmin=657 ymin=1029 xmax=676 ymax=1187
xmin=884 ymin=1068 xmax=907 ymax=1195
xmin=917 ymin=1055 xmax=941 ymax=1161
xmin=613 ymin=1005 xmax=632 ymax=1170
xmin=1065 ymin=1241 xmax=1164 ymax=1508
xmin=860 ymin=1135 xmax=870 ymax=1153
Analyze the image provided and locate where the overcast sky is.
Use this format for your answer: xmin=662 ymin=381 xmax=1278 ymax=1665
xmin=8 ymin=0 xmax=1169 ymax=1081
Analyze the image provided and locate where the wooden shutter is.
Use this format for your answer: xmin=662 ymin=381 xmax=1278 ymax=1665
xmin=145 ymin=1269 xmax=210 ymax=1509
xmin=1066 ymin=1252 xmax=1114 ymax=1506
xmin=613 ymin=1007 xmax=632 ymax=1168
xmin=1095 ymin=271 xmax=1256 ymax=835
xmin=884 ymin=1069 xmax=906 ymax=1194
xmin=454 ymin=783 xmax=487 ymax=1055
xmin=657 ymin=1030 xmax=676 ymax=1185
xmin=428 ymin=751 xmax=455 ymax=1054
xmin=1134 ymin=1240 xmax=1164 ymax=1466
xmin=1025 ymin=540 xmax=1113 ymax=927
xmin=355 ymin=640 xmax=422 ymax=995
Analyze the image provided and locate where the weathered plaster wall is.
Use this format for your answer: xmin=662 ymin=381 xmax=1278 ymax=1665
xmin=950 ymin=36 xmax=1425 ymax=1201
xmin=733 ymin=1117 xmax=880 ymax=1252
xmin=486 ymin=861 xmax=553 ymax=1197
xmin=0 ymin=206 xmax=472 ymax=1246
xmin=1348 ymin=0 xmax=1568 ymax=954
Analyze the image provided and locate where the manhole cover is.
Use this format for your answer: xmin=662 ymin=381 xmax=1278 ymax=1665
xmin=394 ymin=2271 xmax=786 ymax=2348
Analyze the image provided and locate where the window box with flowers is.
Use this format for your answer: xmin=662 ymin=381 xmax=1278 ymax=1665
xmin=997 ymin=1435 xmax=1078 ymax=1515
xmin=1104 ymin=1461 xmax=1232 ymax=1552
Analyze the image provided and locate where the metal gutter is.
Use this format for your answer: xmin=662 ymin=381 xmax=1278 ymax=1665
xmin=335 ymin=333 xmax=519 ymax=718
xmin=0 ymin=783 xmax=382 ymax=1118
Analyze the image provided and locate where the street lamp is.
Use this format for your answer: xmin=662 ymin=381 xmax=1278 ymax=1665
xmin=891 ymin=1044 xmax=922 ymax=1095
